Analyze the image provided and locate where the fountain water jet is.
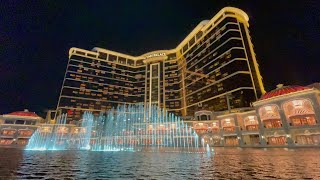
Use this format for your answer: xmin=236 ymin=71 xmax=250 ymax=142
xmin=26 ymin=104 xmax=201 ymax=152
xmin=91 ymin=104 xmax=199 ymax=152
xmin=26 ymin=114 xmax=69 ymax=150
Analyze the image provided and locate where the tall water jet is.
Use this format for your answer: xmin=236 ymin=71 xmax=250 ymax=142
xmin=26 ymin=114 xmax=70 ymax=150
xmin=91 ymin=104 xmax=199 ymax=152
xmin=69 ymin=112 xmax=94 ymax=150
xmin=26 ymin=104 xmax=200 ymax=152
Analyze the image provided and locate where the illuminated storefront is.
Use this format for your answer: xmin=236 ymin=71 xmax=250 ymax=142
xmin=254 ymin=85 xmax=320 ymax=147
xmin=0 ymin=110 xmax=42 ymax=147
xmin=186 ymin=84 xmax=320 ymax=147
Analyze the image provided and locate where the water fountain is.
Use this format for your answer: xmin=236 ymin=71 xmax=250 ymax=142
xmin=91 ymin=104 xmax=199 ymax=152
xmin=26 ymin=114 xmax=69 ymax=150
xmin=26 ymin=104 xmax=200 ymax=152
xmin=68 ymin=112 xmax=94 ymax=150
xmin=26 ymin=112 xmax=94 ymax=151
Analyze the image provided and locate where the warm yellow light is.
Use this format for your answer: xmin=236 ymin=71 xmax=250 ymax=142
xmin=248 ymin=116 xmax=255 ymax=121
xmin=292 ymin=100 xmax=303 ymax=107
xmin=265 ymin=106 xmax=272 ymax=112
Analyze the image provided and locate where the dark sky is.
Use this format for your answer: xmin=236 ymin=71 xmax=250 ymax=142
xmin=1 ymin=1 xmax=319 ymax=116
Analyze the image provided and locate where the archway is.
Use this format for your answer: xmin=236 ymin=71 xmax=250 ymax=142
xmin=243 ymin=115 xmax=259 ymax=131
xmin=282 ymin=99 xmax=316 ymax=126
xmin=259 ymin=105 xmax=282 ymax=128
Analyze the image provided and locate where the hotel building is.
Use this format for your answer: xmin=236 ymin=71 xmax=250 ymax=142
xmin=56 ymin=7 xmax=265 ymax=122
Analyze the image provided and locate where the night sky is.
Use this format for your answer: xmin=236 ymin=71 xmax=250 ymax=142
xmin=1 ymin=1 xmax=319 ymax=117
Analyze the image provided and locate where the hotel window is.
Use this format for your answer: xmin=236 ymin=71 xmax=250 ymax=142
xmin=225 ymin=12 xmax=235 ymax=15
xmin=87 ymin=53 xmax=96 ymax=58
xmin=15 ymin=120 xmax=25 ymax=124
xmin=109 ymin=54 xmax=117 ymax=62
xmin=98 ymin=52 xmax=108 ymax=59
xmin=25 ymin=121 xmax=34 ymax=125
xmin=189 ymin=37 xmax=195 ymax=47
xmin=214 ymin=15 xmax=223 ymax=24
xmin=182 ymin=44 xmax=188 ymax=53
xmin=196 ymin=31 xmax=203 ymax=40
xmin=136 ymin=60 xmax=143 ymax=66
xmin=5 ymin=120 xmax=14 ymax=124
xmin=127 ymin=59 xmax=134 ymax=66
xmin=119 ymin=57 xmax=126 ymax=64
xmin=76 ymin=51 xmax=85 ymax=55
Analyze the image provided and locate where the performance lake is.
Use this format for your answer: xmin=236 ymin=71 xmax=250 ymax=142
xmin=0 ymin=148 xmax=319 ymax=179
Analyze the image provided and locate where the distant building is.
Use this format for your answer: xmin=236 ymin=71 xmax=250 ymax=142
xmin=0 ymin=109 xmax=42 ymax=147
xmin=56 ymin=7 xmax=265 ymax=122
xmin=186 ymin=84 xmax=320 ymax=147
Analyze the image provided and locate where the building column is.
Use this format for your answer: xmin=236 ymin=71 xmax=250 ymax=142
xmin=255 ymin=107 xmax=267 ymax=147
xmin=310 ymin=94 xmax=320 ymax=125
xmin=234 ymin=116 xmax=243 ymax=147
xmin=278 ymin=108 xmax=294 ymax=147
xmin=218 ymin=120 xmax=224 ymax=146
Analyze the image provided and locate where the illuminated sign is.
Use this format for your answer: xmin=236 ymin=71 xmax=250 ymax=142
xmin=145 ymin=53 xmax=166 ymax=59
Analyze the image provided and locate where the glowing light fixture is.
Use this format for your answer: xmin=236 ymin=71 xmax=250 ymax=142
xmin=292 ymin=100 xmax=303 ymax=107
xmin=248 ymin=116 xmax=255 ymax=121
xmin=265 ymin=106 xmax=272 ymax=112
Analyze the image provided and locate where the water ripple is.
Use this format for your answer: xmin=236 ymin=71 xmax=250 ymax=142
xmin=0 ymin=148 xmax=319 ymax=179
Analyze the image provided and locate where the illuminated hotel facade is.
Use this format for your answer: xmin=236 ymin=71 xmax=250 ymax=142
xmin=188 ymin=84 xmax=320 ymax=147
xmin=56 ymin=7 xmax=265 ymax=122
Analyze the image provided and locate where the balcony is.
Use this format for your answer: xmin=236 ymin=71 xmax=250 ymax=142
xmin=223 ymin=126 xmax=236 ymax=133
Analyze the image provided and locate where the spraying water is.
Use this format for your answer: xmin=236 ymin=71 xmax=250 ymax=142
xmin=90 ymin=104 xmax=199 ymax=151
xmin=26 ymin=104 xmax=200 ymax=152
xmin=26 ymin=113 xmax=94 ymax=151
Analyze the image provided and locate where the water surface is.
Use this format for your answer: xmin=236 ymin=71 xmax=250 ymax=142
xmin=0 ymin=148 xmax=319 ymax=179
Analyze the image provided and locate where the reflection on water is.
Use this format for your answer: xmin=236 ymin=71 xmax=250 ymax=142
xmin=0 ymin=148 xmax=319 ymax=179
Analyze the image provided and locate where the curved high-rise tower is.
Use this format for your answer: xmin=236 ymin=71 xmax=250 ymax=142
xmin=56 ymin=7 xmax=265 ymax=122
